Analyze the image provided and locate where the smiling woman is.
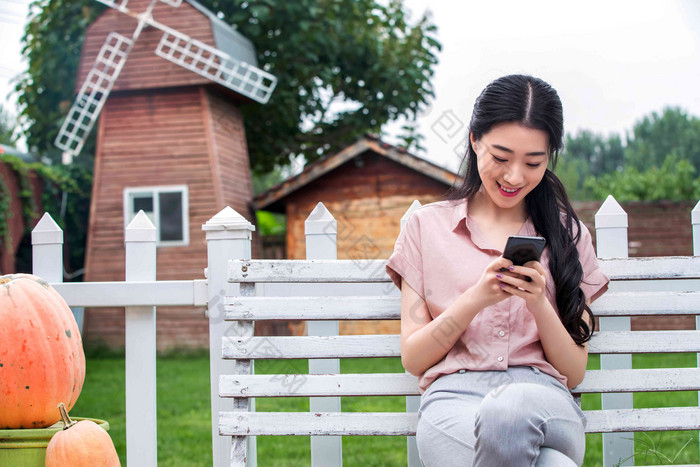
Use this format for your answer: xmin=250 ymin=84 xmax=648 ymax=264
xmin=470 ymin=122 xmax=550 ymax=206
xmin=386 ymin=74 xmax=609 ymax=466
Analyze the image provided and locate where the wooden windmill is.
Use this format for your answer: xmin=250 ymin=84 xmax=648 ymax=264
xmin=59 ymin=0 xmax=276 ymax=350
xmin=56 ymin=0 xmax=276 ymax=163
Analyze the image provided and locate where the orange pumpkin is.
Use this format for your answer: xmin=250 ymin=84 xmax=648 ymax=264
xmin=0 ymin=274 xmax=86 ymax=428
xmin=46 ymin=403 xmax=121 ymax=466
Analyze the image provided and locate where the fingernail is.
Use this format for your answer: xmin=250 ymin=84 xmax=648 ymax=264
xmin=499 ymin=283 xmax=506 ymax=288
xmin=508 ymin=266 xmax=514 ymax=271
xmin=496 ymin=274 xmax=503 ymax=279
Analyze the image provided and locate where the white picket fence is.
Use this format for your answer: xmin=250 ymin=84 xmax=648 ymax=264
xmin=29 ymin=195 xmax=700 ymax=467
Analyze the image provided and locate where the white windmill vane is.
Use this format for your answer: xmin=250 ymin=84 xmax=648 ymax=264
xmin=55 ymin=0 xmax=278 ymax=164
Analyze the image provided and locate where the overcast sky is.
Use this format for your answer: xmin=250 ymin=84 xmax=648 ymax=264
xmin=2 ymin=0 xmax=700 ymax=172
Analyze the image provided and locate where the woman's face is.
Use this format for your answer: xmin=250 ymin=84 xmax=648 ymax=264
xmin=471 ymin=121 xmax=550 ymax=213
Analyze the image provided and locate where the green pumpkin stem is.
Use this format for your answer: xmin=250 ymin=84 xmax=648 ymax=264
xmin=57 ymin=403 xmax=77 ymax=430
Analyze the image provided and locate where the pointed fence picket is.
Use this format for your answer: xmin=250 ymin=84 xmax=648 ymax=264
xmin=123 ymin=212 xmax=158 ymax=467
xmin=28 ymin=197 xmax=700 ymax=467
xmin=305 ymin=202 xmax=342 ymax=466
xmin=595 ymin=196 xmax=633 ymax=466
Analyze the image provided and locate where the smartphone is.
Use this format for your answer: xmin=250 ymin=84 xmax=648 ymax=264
xmin=503 ymin=235 xmax=546 ymax=266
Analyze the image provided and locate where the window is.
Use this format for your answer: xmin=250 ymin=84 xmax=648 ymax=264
xmin=123 ymin=185 xmax=189 ymax=247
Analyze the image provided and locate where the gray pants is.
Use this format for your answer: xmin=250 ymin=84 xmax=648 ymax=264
xmin=416 ymin=366 xmax=586 ymax=467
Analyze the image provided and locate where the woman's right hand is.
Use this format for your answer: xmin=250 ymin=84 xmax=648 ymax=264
xmin=467 ymin=256 xmax=515 ymax=309
xmin=400 ymin=256 xmax=513 ymax=376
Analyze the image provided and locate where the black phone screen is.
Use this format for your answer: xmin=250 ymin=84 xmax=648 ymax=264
xmin=503 ymin=235 xmax=546 ymax=266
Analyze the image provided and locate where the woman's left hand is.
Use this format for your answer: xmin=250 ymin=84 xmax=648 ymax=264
xmin=496 ymin=260 xmax=549 ymax=313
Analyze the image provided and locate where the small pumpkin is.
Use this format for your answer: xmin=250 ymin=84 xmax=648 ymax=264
xmin=45 ymin=403 xmax=121 ymax=466
xmin=0 ymin=273 xmax=86 ymax=428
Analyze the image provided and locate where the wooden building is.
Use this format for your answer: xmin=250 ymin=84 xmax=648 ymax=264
xmin=253 ymin=135 xmax=460 ymax=335
xmin=76 ymin=0 xmax=265 ymax=350
xmin=0 ymin=145 xmax=43 ymax=274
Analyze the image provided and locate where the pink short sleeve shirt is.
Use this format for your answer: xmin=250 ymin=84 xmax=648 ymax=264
xmin=386 ymin=198 xmax=609 ymax=393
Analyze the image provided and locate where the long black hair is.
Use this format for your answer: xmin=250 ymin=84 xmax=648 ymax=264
xmin=446 ymin=74 xmax=594 ymax=345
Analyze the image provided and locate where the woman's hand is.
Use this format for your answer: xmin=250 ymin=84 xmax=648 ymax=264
xmin=496 ymin=260 xmax=549 ymax=314
xmin=469 ymin=256 xmax=518 ymax=310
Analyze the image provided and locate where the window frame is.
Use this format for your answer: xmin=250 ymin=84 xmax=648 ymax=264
xmin=123 ymin=185 xmax=190 ymax=247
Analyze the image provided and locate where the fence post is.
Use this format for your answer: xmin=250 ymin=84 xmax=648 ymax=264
xmin=400 ymin=201 xmax=422 ymax=467
xmin=124 ymin=211 xmax=158 ymax=467
xmin=694 ymin=200 xmax=700 ymax=256
xmin=595 ymin=195 xmax=632 ymax=467
xmin=693 ymin=200 xmax=700 ymax=460
xmin=305 ymin=202 xmax=342 ymax=466
xmin=203 ymin=207 xmax=256 ymax=467
xmin=31 ymin=213 xmax=63 ymax=283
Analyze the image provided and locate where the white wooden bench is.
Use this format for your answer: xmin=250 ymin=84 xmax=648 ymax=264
xmin=217 ymin=256 xmax=700 ymax=466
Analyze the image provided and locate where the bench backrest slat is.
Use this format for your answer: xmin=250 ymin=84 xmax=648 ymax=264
xmin=219 ymin=367 xmax=700 ymax=398
xmin=222 ymin=335 xmax=401 ymax=359
xmin=219 ymin=407 xmax=700 ymax=436
xmin=224 ymin=291 xmax=700 ymax=320
xmin=584 ymin=407 xmax=700 ymax=433
xmin=587 ymin=330 xmax=700 ymax=353
xmin=229 ymin=259 xmax=389 ymax=283
xmin=227 ymin=257 xmax=700 ymax=283
xmin=220 ymin=373 xmax=420 ymax=397
xmin=220 ymin=412 xmax=418 ymax=437
xmin=225 ymin=296 xmax=399 ymax=320
xmin=222 ymin=331 xmax=700 ymax=360
xmin=571 ymin=368 xmax=700 ymax=393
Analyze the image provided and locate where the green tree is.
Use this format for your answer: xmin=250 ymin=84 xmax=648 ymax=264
xmin=16 ymin=0 xmax=440 ymax=173
xmin=562 ymin=130 xmax=624 ymax=177
xmin=252 ymin=166 xmax=287 ymax=236
xmin=554 ymin=156 xmax=592 ymax=201
xmin=584 ymin=153 xmax=700 ymax=201
xmin=624 ymin=107 xmax=700 ymax=171
xmin=15 ymin=0 xmax=103 ymax=166
xmin=0 ymin=105 xmax=18 ymax=145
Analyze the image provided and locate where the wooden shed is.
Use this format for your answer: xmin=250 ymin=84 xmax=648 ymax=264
xmin=76 ymin=0 xmax=266 ymax=350
xmin=253 ymin=135 xmax=460 ymax=335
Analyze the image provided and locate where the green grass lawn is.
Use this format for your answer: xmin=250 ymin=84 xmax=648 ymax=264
xmin=72 ymin=350 xmax=699 ymax=466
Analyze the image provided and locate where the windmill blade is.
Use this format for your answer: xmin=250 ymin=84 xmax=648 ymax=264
xmin=98 ymin=0 xmax=182 ymax=11
xmin=55 ymin=32 xmax=134 ymax=162
xmin=155 ymin=30 xmax=277 ymax=104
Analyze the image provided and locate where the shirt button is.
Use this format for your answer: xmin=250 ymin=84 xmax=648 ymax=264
xmin=498 ymin=331 xmax=505 ymax=337
xmin=497 ymin=356 xmax=504 ymax=362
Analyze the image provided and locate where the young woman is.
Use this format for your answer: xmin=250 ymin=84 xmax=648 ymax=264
xmin=386 ymin=74 xmax=609 ymax=466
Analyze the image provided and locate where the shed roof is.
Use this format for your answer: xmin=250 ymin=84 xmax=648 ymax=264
xmin=253 ymin=135 xmax=460 ymax=213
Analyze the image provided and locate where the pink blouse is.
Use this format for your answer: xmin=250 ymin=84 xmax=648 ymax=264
xmin=386 ymin=198 xmax=609 ymax=393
